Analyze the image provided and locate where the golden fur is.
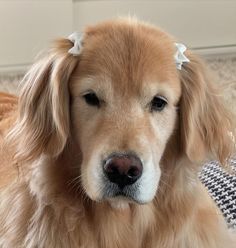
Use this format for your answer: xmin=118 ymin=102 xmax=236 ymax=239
xmin=0 ymin=18 xmax=235 ymax=248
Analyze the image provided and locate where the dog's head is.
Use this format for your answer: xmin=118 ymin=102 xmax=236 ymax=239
xmin=10 ymin=19 xmax=235 ymax=205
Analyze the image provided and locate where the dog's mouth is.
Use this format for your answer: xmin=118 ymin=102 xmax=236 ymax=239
xmin=101 ymin=182 xmax=145 ymax=205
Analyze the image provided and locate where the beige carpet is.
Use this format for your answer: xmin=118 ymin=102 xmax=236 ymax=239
xmin=206 ymin=56 xmax=236 ymax=116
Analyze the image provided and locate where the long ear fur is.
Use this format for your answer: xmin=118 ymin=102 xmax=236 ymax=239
xmin=179 ymin=52 xmax=235 ymax=164
xmin=7 ymin=39 xmax=79 ymax=162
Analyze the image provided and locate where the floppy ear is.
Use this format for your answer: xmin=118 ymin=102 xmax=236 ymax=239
xmin=179 ymin=52 xmax=235 ymax=164
xmin=8 ymin=39 xmax=79 ymax=162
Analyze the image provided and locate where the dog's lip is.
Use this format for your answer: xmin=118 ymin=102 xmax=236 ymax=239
xmin=103 ymin=190 xmax=146 ymax=205
xmin=101 ymin=178 xmax=147 ymax=204
xmin=114 ymin=191 xmax=127 ymax=197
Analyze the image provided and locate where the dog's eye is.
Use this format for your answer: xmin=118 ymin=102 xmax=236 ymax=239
xmin=150 ymin=96 xmax=167 ymax=112
xmin=83 ymin=92 xmax=100 ymax=107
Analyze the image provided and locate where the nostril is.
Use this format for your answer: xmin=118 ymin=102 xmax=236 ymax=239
xmin=127 ymin=166 xmax=141 ymax=178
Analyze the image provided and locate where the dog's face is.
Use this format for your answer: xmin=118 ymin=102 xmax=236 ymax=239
xmin=69 ymin=22 xmax=181 ymax=204
xmin=12 ymin=19 xmax=234 ymax=207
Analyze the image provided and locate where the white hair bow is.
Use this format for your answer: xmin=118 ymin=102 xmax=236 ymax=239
xmin=174 ymin=43 xmax=190 ymax=70
xmin=68 ymin=32 xmax=83 ymax=56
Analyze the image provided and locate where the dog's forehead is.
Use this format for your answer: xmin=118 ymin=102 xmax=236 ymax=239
xmin=74 ymin=20 xmax=180 ymax=98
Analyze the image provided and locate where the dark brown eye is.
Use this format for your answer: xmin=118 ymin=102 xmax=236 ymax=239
xmin=83 ymin=92 xmax=100 ymax=107
xmin=150 ymin=96 xmax=167 ymax=112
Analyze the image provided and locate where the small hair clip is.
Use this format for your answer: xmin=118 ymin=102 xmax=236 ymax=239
xmin=174 ymin=43 xmax=190 ymax=70
xmin=68 ymin=32 xmax=83 ymax=56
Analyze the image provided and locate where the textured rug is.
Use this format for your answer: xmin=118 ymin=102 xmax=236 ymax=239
xmin=200 ymin=159 xmax=236 ymax=229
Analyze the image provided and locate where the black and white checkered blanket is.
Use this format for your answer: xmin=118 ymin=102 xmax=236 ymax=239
xmin=199 ymin=158 xmax=236 ymax=229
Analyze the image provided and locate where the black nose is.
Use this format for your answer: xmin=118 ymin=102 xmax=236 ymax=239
xmin=103 ymin=153 xmax=143 ymax=188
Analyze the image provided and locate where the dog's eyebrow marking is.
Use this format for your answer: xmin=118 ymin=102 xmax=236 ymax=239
xmin=78 ymin=77 xmax=97 ymax=91
xmin=71 ymin=76 xmax=113 ymax=100
xmin=143 ymin=81 xmax=180 ymax=105
xmin=71 ymin=77 xmax=98 ymax=95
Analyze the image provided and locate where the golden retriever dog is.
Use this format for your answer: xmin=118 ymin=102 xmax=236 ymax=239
xmin=0 ymin=18 xmax=235 ymax=248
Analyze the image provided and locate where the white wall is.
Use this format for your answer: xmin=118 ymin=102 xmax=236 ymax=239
xmin=0 ymin=0 xmax=73 ymax=72
xmin=74 ymin=1 xmax=236 ymax=50
xmin=0 ymin=0 xmax=236 ymax=72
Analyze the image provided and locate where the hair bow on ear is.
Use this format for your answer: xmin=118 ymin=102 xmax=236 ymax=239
xmin=68 ymin=32 xmax=83 ymax=56
xmin=174 ymin=43 xmax=190 ymax=70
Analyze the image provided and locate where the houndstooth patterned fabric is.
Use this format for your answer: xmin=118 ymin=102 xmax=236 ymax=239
xmin=199 ymin=158 xmax=236 ymax=229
